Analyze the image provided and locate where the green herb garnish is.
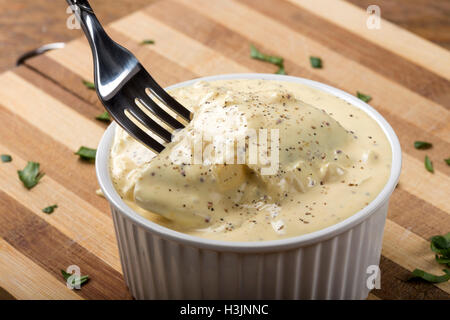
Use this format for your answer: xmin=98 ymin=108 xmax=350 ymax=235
xmin=250 ymin=44 xmax=286 ymax=74
xmin=414 ymin=141 xmax=432 ymax=150
xmin=17 ymin=162 xmax=45 ymax=190
xmin=250 ymin=44 xmax=283 ymax=65
xmin=356 ymin=92 xmax=372 ymax=103
xmin=96 ymin=111 xmax=111 ymax=123
xmin=82 ymin=80 xmax=95 ymax=90
xmin=42 ymin=205 xmax=58 ymax=214
xmin=140 ymin=39 xmax=155 ymax=45
xmin=61 ymin=270 xmax=89 ymax=289
xmin=1 ymin=154 xmax=12 ymax=163
xmin=435 ymin=256 xmax=450 ymax=265
xmin=410 ymin=269 xmax=450 ymax=283
xmin=75 ymin=147 xmax=96 ymax=162
xmin=445 ymin=158 xmax=450 ymax=166
xmin=431 ymin=233 xmax=450 ymax=266
xmin=425 ymin=155 xmax=434 ymax=173
xmin=409 ymin=233 xmax=450 ymax=283
xmin=309 ymin=56 xmax=322 ymax=68
xmin=275 ymin=65 xmax=286 ymax=75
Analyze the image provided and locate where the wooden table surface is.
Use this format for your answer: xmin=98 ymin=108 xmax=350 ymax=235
xmin=1 ymin=0 xmax=449 ymax=73
xmin=0 ymin=0 xmax=449 ymax=300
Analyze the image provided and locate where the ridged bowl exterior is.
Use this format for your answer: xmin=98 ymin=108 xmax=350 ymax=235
xmin=111 ymin=201 xmax=388 ymax=299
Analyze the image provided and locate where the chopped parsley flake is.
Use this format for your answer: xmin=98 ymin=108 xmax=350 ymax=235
xmin=425 ymin=155 xmax=434 ymax=173
xmin=96 ymin=111 xmax=111 ymax=123
xmin=309 ymin=56 xmax=322 ymax=68
xmin=410 ymin=269 xmax=450 ymax=283
xmin=275 ymin=65 xmax=286 ymax=75
xmin=1 ymin=154 xmax=12 ymax=163
xmin=414 ymin=141 xmax=432 ymax=150
xmin=82 ymin=80 xmax=95 ymax=90
xmin=18 ymin=162 xmax=45 ymax=189
xmin=250 ymin=44 xmax=286 ymax=75
xmin=61 ymin=270 xmax=89 ymax=289
xmin=140 ymin=39 xmax=155 ymax=45
xmin=42 ymin=205 xmax=58 ymax=214
xmin=75 ymin=147 xmax=97 ymax=162
xmin=356 ymin=92 xmax=372 ymax=103
xmin=431 ymin=233 xmax=450 ymax=266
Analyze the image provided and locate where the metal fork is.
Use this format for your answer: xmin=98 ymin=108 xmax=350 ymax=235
xmin=66 ymin=0 xmax=192 ymax=153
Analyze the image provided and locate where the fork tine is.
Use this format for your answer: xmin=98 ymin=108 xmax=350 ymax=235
xmin=126 ymin=106 xmax=172 ymax=143
xmin=137 ymin=95 xmax=185 ymax=130
xmin=142 ymin=71 xmax=192 ymax=122
xmin=113 ymin=114 xmax=165 ymax=153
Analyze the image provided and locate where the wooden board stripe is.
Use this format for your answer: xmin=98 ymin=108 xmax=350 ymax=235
xmin=221 ymin=0 xmax=450 ymax=107
xmin=0 ymin=190 xmax=131 ymax=300
xmin=0 ymin=286 xmax=16 ymax=300
xmin=0 ymin=238 xmax=81 ymax=300
xmin=389 ymin=188 xmax=450 ymax=240
xmin=171 ymin=0 xmax=450 ymax=141
xmin=373 ymin=255 xmax=450 ymax=300
xmin=25 ymin=38 xmax=198 ymax=109
xmin=0 ymin=71 xmax=110 ymax=215
xmin=380 ymin=112 xmax=450 ymax=175
xmin=366 ymin=293 xmax=380 ymax=300
xmin=0 ymin=72 xmax=104 ymax=151
xmin=382 ymin=220 xmax=450 ymax=293
xmin=0 ymin=145 xmax=120 ymax=272
xmin=46 ymin=40 xmax=93 ymax=86
xmin=34 ymin=4 xmax=450 ymax=146
xmin=287 ymin=0 xmax=450 ymax=81
xmin=0 ymin=100 xmax=108 ymax=215
xmin=111 ymin=20 xmax=251 ymax=77
xmin=399 ymin=153 xmax=450 ymax=214
xmin=15 ymin=65 xmax=106 ymax=122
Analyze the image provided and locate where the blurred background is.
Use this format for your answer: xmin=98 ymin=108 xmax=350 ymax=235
xmin=0 ymin=0 xmax=449 ymax=72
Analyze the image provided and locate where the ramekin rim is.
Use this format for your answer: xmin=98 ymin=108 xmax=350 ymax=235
xmin=96 ymin=73 xmax=402 ymax=252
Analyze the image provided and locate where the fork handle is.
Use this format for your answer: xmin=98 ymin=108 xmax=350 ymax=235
xmin=66 ymin=0 xmax=93 ymax=13
xmin=66 ymin=0 xmax=140 ymax=101
xmin=66 ymin=0 xmax=109 ymax=52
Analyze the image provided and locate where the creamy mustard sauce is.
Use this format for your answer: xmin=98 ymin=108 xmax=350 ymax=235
xmin=110 ymin=79 xmax=391 ymax=241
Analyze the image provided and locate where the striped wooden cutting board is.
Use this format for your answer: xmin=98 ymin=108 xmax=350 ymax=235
xmin=0 ymin=0 xmax=449 ymax=300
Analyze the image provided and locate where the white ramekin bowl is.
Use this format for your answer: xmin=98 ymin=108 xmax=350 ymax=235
xmin=96 ymin=73 xmax=402 ymax=300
